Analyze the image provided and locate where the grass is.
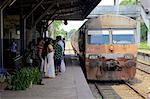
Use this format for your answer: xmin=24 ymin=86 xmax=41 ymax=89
xmin=139 ymin=42 xmax=149 ymax=49
xmin=138 ymin=42 xmax=150 ymax=54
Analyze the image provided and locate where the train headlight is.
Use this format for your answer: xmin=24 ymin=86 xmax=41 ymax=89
xmin=89 ymin=54 xmax=98 ymax=59
xmin=124 ymin=54 xmax=134 ymax=60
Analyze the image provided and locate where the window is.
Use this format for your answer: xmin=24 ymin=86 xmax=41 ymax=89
xmin=112 ymin=30 xmax=134 ymax=44
xmin=88 ymin=30 xmax=109 ymax=45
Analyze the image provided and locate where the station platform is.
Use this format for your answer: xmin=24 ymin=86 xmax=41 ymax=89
xmin=1 ymin=55 xmax=94 ymax=99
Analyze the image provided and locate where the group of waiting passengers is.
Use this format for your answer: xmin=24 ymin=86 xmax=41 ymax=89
xmin=27 ymin=36 xmax=65 ymax=79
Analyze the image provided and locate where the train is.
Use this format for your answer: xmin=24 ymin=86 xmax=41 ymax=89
xmin=70 ymin=14 xmax=137 ymax=81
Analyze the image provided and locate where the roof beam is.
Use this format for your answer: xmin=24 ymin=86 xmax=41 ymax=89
xmin=0 ymin=0 xmax=13 ymax=9
xmin=24 ymin=0 xmax=45 ymax=19
xmin=34 ymin=3 xmax=55 ymax=26
xmin=57 ymin=9 xmax=83 ymax=15
xmin=56 ymin=0 xmax=78 ymax=5
xmin=57 ymin=6 xmax=82 ymax=13
xmin=83 ymin=0 xmax=101 ymax=18
xmin=36 ymin=0 xmax=45 ymax=10
xmin=55 ymin=10 xmax=82 ymax=18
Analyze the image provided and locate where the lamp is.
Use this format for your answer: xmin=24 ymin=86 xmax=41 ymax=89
xmin=64 ymin=20 xmax=68 ymax=25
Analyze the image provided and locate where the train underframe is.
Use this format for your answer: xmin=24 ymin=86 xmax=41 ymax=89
xmin=80 ymin=56 xmax=136 ymax=81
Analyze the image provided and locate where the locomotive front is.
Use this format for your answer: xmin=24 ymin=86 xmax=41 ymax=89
xmin=85 ymin=15 xmax=137 ymax=81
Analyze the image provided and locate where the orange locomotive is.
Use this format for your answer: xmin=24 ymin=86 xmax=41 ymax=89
xmin=71 ymin=14 xmax=137 ymax=81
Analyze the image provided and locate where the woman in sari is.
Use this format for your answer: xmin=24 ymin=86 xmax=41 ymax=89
xmin=45 ymin=41 xmax=55 ymax=78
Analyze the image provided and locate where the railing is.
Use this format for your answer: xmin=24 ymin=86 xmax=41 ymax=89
xmin=87 ymin=5 xmax=141 ymax=18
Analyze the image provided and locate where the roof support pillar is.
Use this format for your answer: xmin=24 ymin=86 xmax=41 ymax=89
xmin=0 ymin=0 xmax=13 ymax=69
xmin=23 ymin=0 xmax=45 ymax=47
xmin=0 ymin=7 xmax=4 ymax=69
xmin=32 ymin=3 xmax=55 ymax=40
xmin=20 ymin=0 xmax=27 ymax=53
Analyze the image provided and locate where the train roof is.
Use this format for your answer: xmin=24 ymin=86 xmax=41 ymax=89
xmin=85 ymin=14 xmax=136 ymax=30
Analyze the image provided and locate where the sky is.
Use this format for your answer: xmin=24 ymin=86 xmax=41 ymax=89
xmin=61 ymin=20 xmax=86 ymax=32
xmin=61 ymin=0 xmax=122 ymax=32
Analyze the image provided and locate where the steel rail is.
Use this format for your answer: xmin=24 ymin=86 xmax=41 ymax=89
xmin=125 ymin=82 xmax=146 ymax=99
xmin=94 ymin=83 xmax=104 ymax=99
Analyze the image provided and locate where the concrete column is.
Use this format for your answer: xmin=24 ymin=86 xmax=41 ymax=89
xmin=136 ymin=17 xmax=141 ymax=48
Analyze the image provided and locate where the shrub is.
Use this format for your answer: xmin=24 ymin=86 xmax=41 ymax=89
xmin=8 ymin=67 xmax=41 ymax=90
xmin=30 ymin=67 xmax=41 ymax=84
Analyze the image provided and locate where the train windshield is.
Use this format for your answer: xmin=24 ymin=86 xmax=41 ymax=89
xmin=112 ymin=30 xmax=135 ymax=44
xmin=88 ymin=30 xmax=109 ymax=45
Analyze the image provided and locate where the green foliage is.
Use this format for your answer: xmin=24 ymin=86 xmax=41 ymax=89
xmin=119 ymin=0 xmax=137 ymax=5
xmin=52 ymin=20 xmax=62 ymax=32
xmin=56 ymin=29 xmax=67 ymax=39
xmin=30 ymin=67 xmax=41 ymax=84
xmin=139 ymin=42 xmax=149 ymax=49
xmin=52 ymin=21 xmax=67 ymax=39
xmin=8 ymin=67 xmax=41 ymax=90
xmin=140 ymin=22 xmax=148 ymax=42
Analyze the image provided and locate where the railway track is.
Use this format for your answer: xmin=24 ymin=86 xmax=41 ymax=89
xmin=137 ymin=62 xmax=150 ymax=74
xmin=93 ymin=82 xmax=145 ymax=99
xmin=89 ymin=62 xmax=150 ymax=99
xmin=125 ymin=62 xmax=150 ymax=99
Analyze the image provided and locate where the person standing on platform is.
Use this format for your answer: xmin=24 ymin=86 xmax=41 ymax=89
xmin=53 ymin=39 xmax=63 ymax=75
xmin=26 ymin=41 xmax=34 ymax=67
xmin=36 ymin=38 xmax=44 ymax=85
xmin=10 ymin=39 xmax=17 ymax=58
xmin=45 ymin=40 xmax=55 ymax=78
xmin=57 ymin=36 xmax=64 ymax=55
xmin=37 ymin=39 xmax=45 ymax=72
xmin=56 ymin=36 xmax=66 ymax=73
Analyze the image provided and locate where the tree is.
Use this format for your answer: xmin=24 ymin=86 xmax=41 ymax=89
xmin=50 ymin=20 xmax=67 ymax=39
xmin=140 ymin=22 xmax=148 ymax=42
xmin=119 ymin=0 xmax=138 ymax=5
xmin=52 ymin=20 xmax=62 ymax=31
xmin=56 ymin=29 xmax=67 ymax=39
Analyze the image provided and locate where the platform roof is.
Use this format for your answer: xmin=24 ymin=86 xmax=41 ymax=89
xmin=4 ymin=0 xmax=102 ymax=20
